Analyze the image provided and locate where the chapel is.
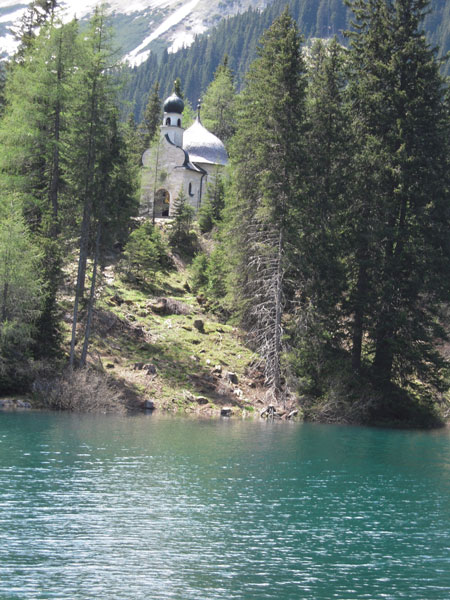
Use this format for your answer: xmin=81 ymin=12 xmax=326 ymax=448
xmin=141 ymin=91 xmax=228 ymax=218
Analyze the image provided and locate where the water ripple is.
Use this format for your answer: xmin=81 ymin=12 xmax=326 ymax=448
xmin=0 ymin=413 xmax=449 ymax=599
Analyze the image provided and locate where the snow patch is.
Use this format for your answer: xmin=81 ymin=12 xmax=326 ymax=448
xmin=0 ymin=32 xmax=18 ymax=55
xmin=124 ymin=0 xmax=200 ymax=66
xmin=0 ymin=9 xmax=24 ymax=24
xmin=168 ymin=24 xmax=206 ymax=53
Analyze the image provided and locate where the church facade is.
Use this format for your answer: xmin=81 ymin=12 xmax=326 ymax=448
xmin=141 ymin=92 xmax=228 ymax=219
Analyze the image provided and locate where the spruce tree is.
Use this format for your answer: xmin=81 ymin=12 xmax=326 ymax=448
xmin=201 ymin=57 xmax=236 ymax=144
xmin=67 ymin=7 xmax=123 ymax=367
xmin=227 ymin=9 xmax=307 ymax=401
xmin=0 ymin=18 xmax=78 ymax=356
xmin=295 ymin=37 xmax=353 ymax=388
xmin=138 ymin=81 xmax=161 ymax=153
xmin=347 ymin=0 xmax=450 ymax=394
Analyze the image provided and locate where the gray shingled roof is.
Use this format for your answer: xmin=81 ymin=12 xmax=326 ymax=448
xmin=183 ymin=118 xmax=228 ymax=166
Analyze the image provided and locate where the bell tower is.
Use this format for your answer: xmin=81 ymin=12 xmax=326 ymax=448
xmin=161 ymin=90 xmax=184 ymax=147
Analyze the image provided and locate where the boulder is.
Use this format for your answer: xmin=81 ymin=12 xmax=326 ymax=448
xmin=226 ymin=371 xmax=238 ymax=385
xmin=143 ymin=399 xmax=155 ymax=411
xmin=193 ymin=319 xmax=205 ymax=333
xmin=110 ymin=294 xmax=124 ymax=305
xmin=16 ymin=400 xmax=32 ymax=409
xmin=145 ymin=364 xmax=157 ymax=376
xmin=196 ymin=396 xmax=209 ymax=405
xmin=221 ymin=407 xmax=233 ymax=417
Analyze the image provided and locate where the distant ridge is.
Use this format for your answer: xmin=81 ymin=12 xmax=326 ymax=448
xmin=122 ymin=0 xmax=450 ymax=121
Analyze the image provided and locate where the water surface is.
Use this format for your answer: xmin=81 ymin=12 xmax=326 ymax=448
xmin=0 ymin=412 xmax=449 ymax=599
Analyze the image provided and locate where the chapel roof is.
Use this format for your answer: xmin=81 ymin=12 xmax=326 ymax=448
xmin=183 ymin=117 xmax=228 ymax=166
xmin=163 ymin=93 xmax=184 ymax=115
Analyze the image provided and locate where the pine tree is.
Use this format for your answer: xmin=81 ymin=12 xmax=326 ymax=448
xmin=227 ymin=9 xmax=307 ymax=401
xmin=293 ymin=37 xmax=353 ymax=388
xmin=138 ymin=80 xmax=161 ymax=153
xmin=0 ymin=197 xmax=43 ymax=391
xmin=169 ymin=188 xmax=195 ymax=248
xmin=347 ymin=0 xmax=450 ymax=393
xmin=0 ymin=18 xmax=79 ymax=356
xmin=67 ymin=7 xmax=123 ymax=367
xmin=198 ymin=171 xmax=225 ymax=233
xmin=201 ymin=56 xmax=236 ymax=144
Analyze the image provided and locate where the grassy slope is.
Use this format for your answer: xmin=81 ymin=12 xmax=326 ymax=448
xmin=65 ymin=250 xmax=282 ymax=418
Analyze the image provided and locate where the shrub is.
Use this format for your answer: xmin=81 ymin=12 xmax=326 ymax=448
xmin=33 ymin=368 xmax=125 ymax=413
xmin=123 ymin=220 xmax=170 ymax=282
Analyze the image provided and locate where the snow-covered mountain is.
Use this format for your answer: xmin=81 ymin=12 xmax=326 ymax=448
xmin=0 ymin=0 xmax=270 ymax=65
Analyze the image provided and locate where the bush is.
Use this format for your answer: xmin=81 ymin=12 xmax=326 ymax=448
xmin=123 ymin=220 xmax=170 ymax=282
xmin=169 ymin=189 xmax=196 ymax=248
xmin=32 ymin=368 xmax=125 ymax=413
xmin=190 ymin=252 xmax=209 ymax=292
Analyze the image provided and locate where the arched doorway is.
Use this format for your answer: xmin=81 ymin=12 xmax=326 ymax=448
xmin=154 ymin=188 xmax=170 ymax=217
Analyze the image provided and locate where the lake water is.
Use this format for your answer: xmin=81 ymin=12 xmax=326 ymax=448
xmin=0 ymin=412 xmax=449 ymax=600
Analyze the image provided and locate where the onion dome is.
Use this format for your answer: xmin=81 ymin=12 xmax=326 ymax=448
xmin=163 ymin=93 xmax=184 ymax=114
xmin=183 ymin=118 xmax=228 ymax=166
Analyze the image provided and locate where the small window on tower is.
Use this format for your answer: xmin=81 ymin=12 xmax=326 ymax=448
xmin=177 ymin=118 xmax=181 ymax=127
xmin=166 ymin=117 xmax=171 ymax=126
xmin=188 ymin=182 xmax=194 ymax=197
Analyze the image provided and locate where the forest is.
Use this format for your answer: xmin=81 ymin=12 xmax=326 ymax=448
xmin=0 ymin=0 xmax=449 ymax=426
xmin=123 ymin=0 xmax=450 ymax=121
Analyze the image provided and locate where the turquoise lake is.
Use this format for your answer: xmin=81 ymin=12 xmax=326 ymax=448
xmin=0 ymin=412 xmax=449 ymax=599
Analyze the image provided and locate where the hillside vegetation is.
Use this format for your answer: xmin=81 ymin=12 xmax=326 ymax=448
xmin=1 ymin=0 xmax=450 ymax=428
xmin=124 ymin=0 xmax=450 ymax=120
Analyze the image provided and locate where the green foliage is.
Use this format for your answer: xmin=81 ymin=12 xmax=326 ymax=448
xmin=201 ymin=58 xmax=236 ymax=144
xmin=189 ymin=252 xmax=209 ymax=293
xmin=169 ymin=189 xmax=196 ymax=248
xmin=345 ymin=0 xmax=450 ymax=388
xmin=197 ymin=173 xmax=225 ymax=233
xmin=138 ymin=80 xmax=161 ymax=154
xmin=182 ymin=98 xmax=196 ymax=129
xmin=121 ymin=0 xmax=449 ymax=121
xmin=0 ymin=199 xmax=43 ymax=392
xmin=225 ymin=9 xmax=307 ymax=399
xmin=0 ymin=199 xmax=43 ymax=324
xmin=123 ymin=221 xmax=170 ymax=283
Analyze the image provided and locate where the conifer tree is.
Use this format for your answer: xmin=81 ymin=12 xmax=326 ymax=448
xmin=67 ymin=7 xmax=123 ymax=367
xmin=198 ymin=171 xmax=225 ymax=233
xmin=347 ymin=0 xmax=450 ymax=392
xmin=293 ymin=37 xmax=353 ymax=387
xmin=227 ymin=9 xmax=307 ymax=401
xmin=138 ymin=80 xmax=161 ymax=153
xmin=201 ymin=56 xmax=236 ymax=144
xmin=169 ymin=188 xmax=195 ymax=248
xmin=0 ymin=18 xmax=78 ymax=356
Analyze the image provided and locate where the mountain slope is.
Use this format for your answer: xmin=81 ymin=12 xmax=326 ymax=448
xmin=0 ymin=0 xmax=270 ymax=64
xmin=124 ymin=0 xmax=450 ymax=119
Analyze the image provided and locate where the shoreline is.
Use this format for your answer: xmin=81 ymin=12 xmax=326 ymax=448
xmin=2 ymin=394 xmax=448 ymax=430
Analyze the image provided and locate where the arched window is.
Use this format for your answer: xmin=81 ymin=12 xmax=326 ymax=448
xmin=177 ymin=118 xmax=181 ymax=127
xmin=154 ymin=189 xmax=170 ymax=217
xmin=188 ymin=182 xmax=194 ymax=197
xmin=165 ymin=117 xmax=171 ymax=126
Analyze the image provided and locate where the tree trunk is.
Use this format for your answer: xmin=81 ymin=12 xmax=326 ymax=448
xmin=80 ymin=221 xmax=101 ymax=367
xmin=69 ymin=197 xmax=92 ymax=368
xmin=272 ymin=228 xmax=284 ymax=399
xmin=351 ymin=261 xmax=367 ymax=372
